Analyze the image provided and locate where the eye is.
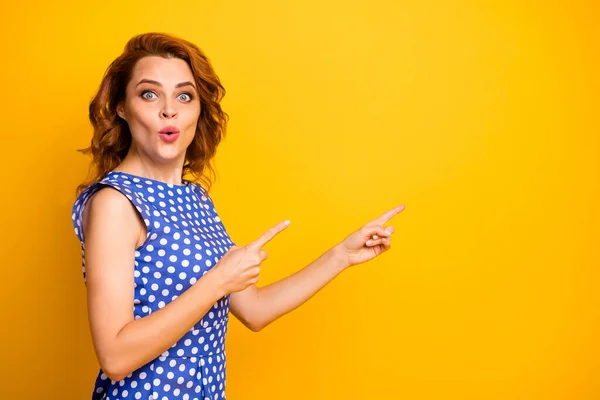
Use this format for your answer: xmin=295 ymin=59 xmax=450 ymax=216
xmin=178 ymin=92 xmax=193 ymax=102
xmin=141 ymin=90 xmax=157 ymax=100
xmin=140 ymin=90 xmax=194 ymax=102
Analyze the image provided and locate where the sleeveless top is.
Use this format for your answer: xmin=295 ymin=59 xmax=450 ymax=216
xmin=71 ymin=171 xmax=236 ymax=400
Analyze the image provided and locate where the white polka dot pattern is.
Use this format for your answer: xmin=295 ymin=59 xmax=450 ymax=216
xmin=72 ymin=171 xmax=235 ymax=399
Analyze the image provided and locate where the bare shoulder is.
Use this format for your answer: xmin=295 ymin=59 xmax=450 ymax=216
xmin=82 ymin=186 xmax=145 ymax=246
xmin=83 ymin=186 xmax=144 ymax=364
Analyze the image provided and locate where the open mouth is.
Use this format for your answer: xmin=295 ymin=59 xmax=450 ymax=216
xmin=159 ymin=130 xmax=180 ymax=143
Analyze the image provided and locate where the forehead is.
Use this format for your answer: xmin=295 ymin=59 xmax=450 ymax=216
xmin=130 ymin=56 xmax=194 ymax=86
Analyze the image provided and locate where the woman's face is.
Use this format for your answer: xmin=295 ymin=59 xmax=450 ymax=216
xmin=117 ymin=56 xmax=201 ymax=164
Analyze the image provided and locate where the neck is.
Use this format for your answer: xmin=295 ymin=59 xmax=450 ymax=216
xmin=115 ymin=146 xmax=186 ymax=186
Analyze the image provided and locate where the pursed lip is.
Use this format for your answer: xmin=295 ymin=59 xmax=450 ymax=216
xmin=159 ymin=126 xmax=180 ymax=134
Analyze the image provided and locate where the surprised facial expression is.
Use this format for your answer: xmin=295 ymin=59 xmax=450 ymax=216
xmin=117 ymin=56 xmax=201 ymax=164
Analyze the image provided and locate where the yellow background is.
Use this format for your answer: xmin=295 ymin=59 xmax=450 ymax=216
xmin=0 ymin=0 xmax=598 ymax=398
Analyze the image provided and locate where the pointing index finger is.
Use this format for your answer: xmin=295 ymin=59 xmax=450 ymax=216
xmin=369 ymin=204 xmax=405 ymax=226
xmin=248 ymin=220 xmax=291 ymax=250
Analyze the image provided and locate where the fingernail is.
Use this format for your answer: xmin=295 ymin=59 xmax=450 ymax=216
xmin=284 ymin=220 xmax=290 ymax=225
xmin=385 ymin=227 xmax=393 ymax=234
xmin=366 ymin=240 xmax=372 ymax=245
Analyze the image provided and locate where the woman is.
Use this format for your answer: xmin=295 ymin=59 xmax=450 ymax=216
xmin=72 ymin=32 xmax=404 ymax=400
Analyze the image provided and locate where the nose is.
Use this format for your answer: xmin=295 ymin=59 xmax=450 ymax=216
xmin=161 ymin=109 xmax=177 ymax=118
xmin=161 ymin=101 xmax=177 ymax=119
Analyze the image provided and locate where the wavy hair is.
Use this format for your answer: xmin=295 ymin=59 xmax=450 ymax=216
xmin=76 ymin=32 xmax=228 ymax=195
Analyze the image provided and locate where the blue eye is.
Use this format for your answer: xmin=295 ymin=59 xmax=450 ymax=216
xmin=141 ymin=91 xmax=157 ymax=100
xmin=140 ymin=90 xmax=194 ymax=102
xmin=178 ymin=93 xmax=193 ymax=102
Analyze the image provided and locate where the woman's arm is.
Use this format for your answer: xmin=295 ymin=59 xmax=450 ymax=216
xmin=229 ymin=205 xmax=403 ymax=332
xmin=229 ymin=245 xmax=348 ymax=332
xmin=83 ymin=188 xmax=226 ymax=382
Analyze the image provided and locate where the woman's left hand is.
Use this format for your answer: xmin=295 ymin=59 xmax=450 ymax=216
xmin=337 ymin=204 xmax=405 ymax=268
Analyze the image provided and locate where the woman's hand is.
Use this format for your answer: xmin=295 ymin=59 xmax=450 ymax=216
xmin=209 ymin=220 xmax=291 ymax=294
xmin=337 ymin=205 xmax=405 ymax=267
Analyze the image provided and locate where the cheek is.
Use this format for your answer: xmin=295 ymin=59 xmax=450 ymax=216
xmin=184 ymin=109 xmax=200 ymax=131
xmin=186 ymin=105 xmax=201 ymax=121
xmin=125 ymin=102 xmax=150 ymax=124
xmin=133 ymin=107 xmax=157 ymax=126
xmin=184 ymin=126 xmax=197 ymax=146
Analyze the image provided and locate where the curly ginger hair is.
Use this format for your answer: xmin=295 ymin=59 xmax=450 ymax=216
xmin=76 ymin=32 xmax=228 ymax=195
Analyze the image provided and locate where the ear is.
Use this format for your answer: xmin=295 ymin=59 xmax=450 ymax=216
xmin=116 ymin=103 xmax=127 ymax=121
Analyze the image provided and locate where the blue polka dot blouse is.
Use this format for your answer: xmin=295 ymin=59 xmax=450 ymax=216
xmin=72 ymin=171 xmax=236 ymax=400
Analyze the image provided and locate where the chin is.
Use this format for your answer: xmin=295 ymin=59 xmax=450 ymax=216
xmin=155 ymin=147 xmax=186 ymax=163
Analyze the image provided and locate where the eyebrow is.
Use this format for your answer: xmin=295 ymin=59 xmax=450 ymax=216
xmin=135 ymin=79 xmax=196 ymax=90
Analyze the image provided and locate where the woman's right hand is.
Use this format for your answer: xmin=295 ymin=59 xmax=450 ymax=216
xmin=209 ymin=220 xmax=291 ymax=294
